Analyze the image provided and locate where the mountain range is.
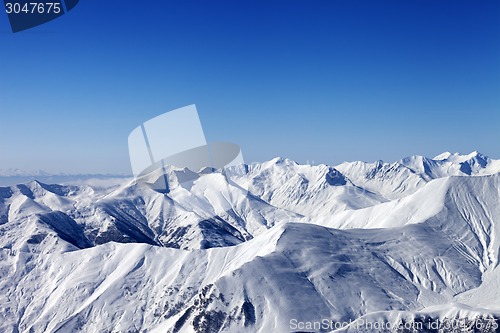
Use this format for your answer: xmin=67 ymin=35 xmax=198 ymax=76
xmin=1 ymin=151 xmax=499 ymax=332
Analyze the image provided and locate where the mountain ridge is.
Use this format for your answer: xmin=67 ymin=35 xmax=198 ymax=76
xmin=1 ymin=151 xmax=500 ymax=332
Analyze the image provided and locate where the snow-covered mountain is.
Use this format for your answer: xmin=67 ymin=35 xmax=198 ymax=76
xmin=1 ymin=151 xmax=499 ymax=332
xmin=0 ymin=168 xmax=52 ymax=177
xmin=336 ymin=150 xmax=500 ymax=200
xmin=0 ymin=170 xmax=131 ymax=187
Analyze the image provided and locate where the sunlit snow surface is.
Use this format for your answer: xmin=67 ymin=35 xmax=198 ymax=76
xmin=1 ymin=152 xmax=500 ymax=332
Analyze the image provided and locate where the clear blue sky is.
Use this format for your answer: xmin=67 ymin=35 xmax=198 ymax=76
xmin=0 ymin=0 xmax=499 ymax=173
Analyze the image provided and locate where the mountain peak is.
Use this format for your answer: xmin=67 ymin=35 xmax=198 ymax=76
xmin=466 ymin=150 xmax=487 ymax=160
xmin=267 ymin=157 xmax=298 ymax=166
xmin=432 ymin=151 xmax=488 ymax=163
xmin=433 ymin=152 xmax=453 ymax=160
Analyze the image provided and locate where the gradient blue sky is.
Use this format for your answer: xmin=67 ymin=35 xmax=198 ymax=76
xmin=0 ymin=0 xmax=499 ymax=173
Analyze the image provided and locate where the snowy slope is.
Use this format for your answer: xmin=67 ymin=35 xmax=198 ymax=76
xmin=0 ymin=167 xmax=300 ymax=251
xmin=230 ymin=158 xmax=388 ymax=218
xmin=0 ymin=151 xmax=499 ymax=332
xmin=2 ymin=213 xmax=498 ymax=332
xmin=332 ymin=303 xmax=500 ymax=332
xmin=335 ymin=151 xmax=500 ymax=200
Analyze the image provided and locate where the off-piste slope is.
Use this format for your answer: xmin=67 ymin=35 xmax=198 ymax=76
xmin=1 ymin=151 xmax=498 ymax=251
xmin=0 ymin=152 xmax=499 ymax=332
xmin=1 ymin=173 xmax=499 ymax=332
